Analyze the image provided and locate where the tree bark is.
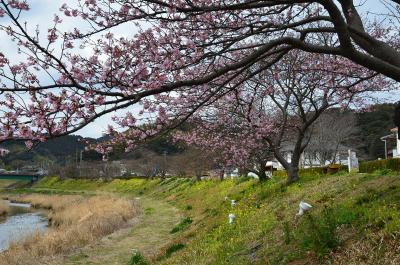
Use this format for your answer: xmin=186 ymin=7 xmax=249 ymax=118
xmin=258 ymin=170 xmax=269 ymax=182
xmin=196 ymin=173 xmax=202 ymax=181
xmin=273 ymin=149 xmax=301 ymax=184
xmin=256 ymin=161 xmax=269 ymax=182
xmin=219 ymin=170 xmax=224 ymax=181
xmin=287 ymin=165 xmax=300 ymax=184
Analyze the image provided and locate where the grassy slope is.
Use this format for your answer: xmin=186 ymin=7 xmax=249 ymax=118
xmin=12 ymin=171 xmax=400 ymax=265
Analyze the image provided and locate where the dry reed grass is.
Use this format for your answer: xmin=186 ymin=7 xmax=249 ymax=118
xmin=9 ymin=194 xmax=83 ymax=210
xmin=0 ymin=195 xmax=139 ymax=265
xmin=0 ymin=201 xmax=9 ymax=216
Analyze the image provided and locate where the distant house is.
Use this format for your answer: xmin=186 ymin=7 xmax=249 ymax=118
xmin=0 ymin=147 xmax=9 ymax=157
xmin=270 ymin=143 xmax=350 ymax=170
xmin=381 ymin=127 xmax=400 ymax=158
xmin=224 ymin=143 xmax=350 ymax=179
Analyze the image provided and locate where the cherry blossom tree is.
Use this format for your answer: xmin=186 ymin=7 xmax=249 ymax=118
xmin=0 ymin=1 xmax=398 ymax=163
xmin=176 ymin=50 xmax=387 ymax=183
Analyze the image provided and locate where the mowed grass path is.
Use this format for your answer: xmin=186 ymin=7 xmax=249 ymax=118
xmin=64 ymin=196 xmax=181 ymax=265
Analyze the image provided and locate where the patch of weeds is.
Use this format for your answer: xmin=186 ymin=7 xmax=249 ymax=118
xmin=282 ymin=221 xmax=293 ymax=244
xmin=297 ymin=207 xmax=340 ymax=257
xmin=184 ymin=204 xmax=192 ymax=210
xmin=359 ymin=173 xmax=377 ymax=182
xmin=257 ymin=189 xmax=270 ymax=201
xmin=279 ymin=184 xmax=287 ymax=193
xmin=355 ymin=189 xmax=385 ymax=205
xmin=144 ymin=207 xmax=155 ymax=215
xmin=165 ymin=243 xmax=185 ymax=257
xmin=127 ymin=252 xmax=149 ymax=265
xmin=234 ymin=176 xmax=252 ymax=184
xmin=204 ymin=208 xmax=219 ymax=217
xmin=376 ymin=169 xmax=394 ymax=176
xmin=296 ymin=205 xmax=357 ymax=254
xmin=170 ymin=217 xmax=193 ymax=234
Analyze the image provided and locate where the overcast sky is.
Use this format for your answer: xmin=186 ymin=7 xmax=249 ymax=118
xmin=0 ymin=1 xmax=398 ymax=138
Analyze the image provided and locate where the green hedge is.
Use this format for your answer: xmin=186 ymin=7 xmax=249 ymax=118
xmin=359 ymin=158 xmax=400 ymax=173
xmin=273 ymin=164 xmax=347 ymax=178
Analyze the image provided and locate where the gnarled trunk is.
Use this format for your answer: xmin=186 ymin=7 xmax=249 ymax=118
xmin=287 ymin=165 xmax=300 ymax=184
xmin=196 ymin=172 xmax=202 ymax=181
xmin=219 ymin=170 xmax=224 ymax=181
xmin=255 ymin=160 xmax=269 ymax=182
xmin=274 ymin=150 xmax=301 ymax=184
xmin=258 ymin=170 xmax=268 ymax=182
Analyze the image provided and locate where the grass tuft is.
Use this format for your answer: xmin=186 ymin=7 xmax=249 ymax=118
xmin=127 ymin=252 xmax=149 ymax=265
xmin=165 ymin=243 xmax=185 ymax=257
xmin=170 ymin=217 xmax=192 ymax=234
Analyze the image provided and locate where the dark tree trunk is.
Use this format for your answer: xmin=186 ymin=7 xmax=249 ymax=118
xmin=219 ymin=170 xmax=224 ymax=181
xmin=256 ymin=161 xmax=269 ymax=182
xmin=287 ymin=165 xmax=300 ymax=184
xmin=258 ymin=170 xmax=268 ymax=182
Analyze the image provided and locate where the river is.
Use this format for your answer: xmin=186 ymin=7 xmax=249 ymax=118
xmin=0 ymin=200 xmax=48 ymax=251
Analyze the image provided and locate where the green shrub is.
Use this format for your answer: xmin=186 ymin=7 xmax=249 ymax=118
xmin=359 ymin=158 xmax=400 ymax=173
xmin=184 ymin=204 xmax=193 ymax=210
xmin=165 ymin=243 xmax=185 ymax=257
xmin=127 ymin=252 xmax=148 ymax=265
xmin=170 ymin=217 xmax=193 ymax=234
xmin=273 ymin=165 xmax=347 ymax=178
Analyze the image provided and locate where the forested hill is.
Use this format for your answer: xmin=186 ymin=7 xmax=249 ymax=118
xmin=0 ymin=136 xmax=99 ymax=167
xmin=0 ymin=133 xmax=182 ymax=168
xmin=357 ymin=103 xmax=397 ymax=159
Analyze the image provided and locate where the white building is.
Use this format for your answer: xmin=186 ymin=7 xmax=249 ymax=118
xmin=381 ymin=127 xmax=400 ymax=158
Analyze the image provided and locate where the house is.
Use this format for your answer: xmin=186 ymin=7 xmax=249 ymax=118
xmin=270 ymin=143 xmax=350 ymax=170
xmin=381 ymin=127 xmax=400 ymax=158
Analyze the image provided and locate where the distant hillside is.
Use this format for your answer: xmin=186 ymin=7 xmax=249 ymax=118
xmin=0 ymin=135 xmax=100 ymax=167
xmin=357 ymin=103 xmax=397 ymax=160
xmin=0 ymin=132 xmax=184 ymax=168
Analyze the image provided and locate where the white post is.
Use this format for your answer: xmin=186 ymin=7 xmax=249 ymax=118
xmin=348 ymin=149 xmax=352 ymax=173
xmin=348 ymin=149 xmax=359 ymax=173
xmin=228 ymin=213 xmax=236 ymax=224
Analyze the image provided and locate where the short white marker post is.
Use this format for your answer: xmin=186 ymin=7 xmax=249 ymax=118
xmin=228 ymin=213 xmax=236 ymax=224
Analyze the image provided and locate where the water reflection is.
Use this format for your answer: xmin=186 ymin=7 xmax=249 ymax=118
xmin=0 ymin=201 xmax=48 ymax=251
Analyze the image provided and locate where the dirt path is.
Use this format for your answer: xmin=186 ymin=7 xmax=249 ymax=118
xmin=64 ymin=197 xmax=181 ymax=265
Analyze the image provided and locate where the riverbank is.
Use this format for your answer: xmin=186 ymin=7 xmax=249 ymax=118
xmin=0 ymin=201 xmax=9 ymax=216
xmin=2 ymin=171 xmax=400 ymax=264
xmin=0 ymin=194 xmax=139 ymax=265
xmin=0 ymin=201 xmax=48 ymax=252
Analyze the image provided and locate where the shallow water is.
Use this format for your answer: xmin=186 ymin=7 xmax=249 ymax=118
xmin=0 ymin=201 xmax=48 ymax=251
